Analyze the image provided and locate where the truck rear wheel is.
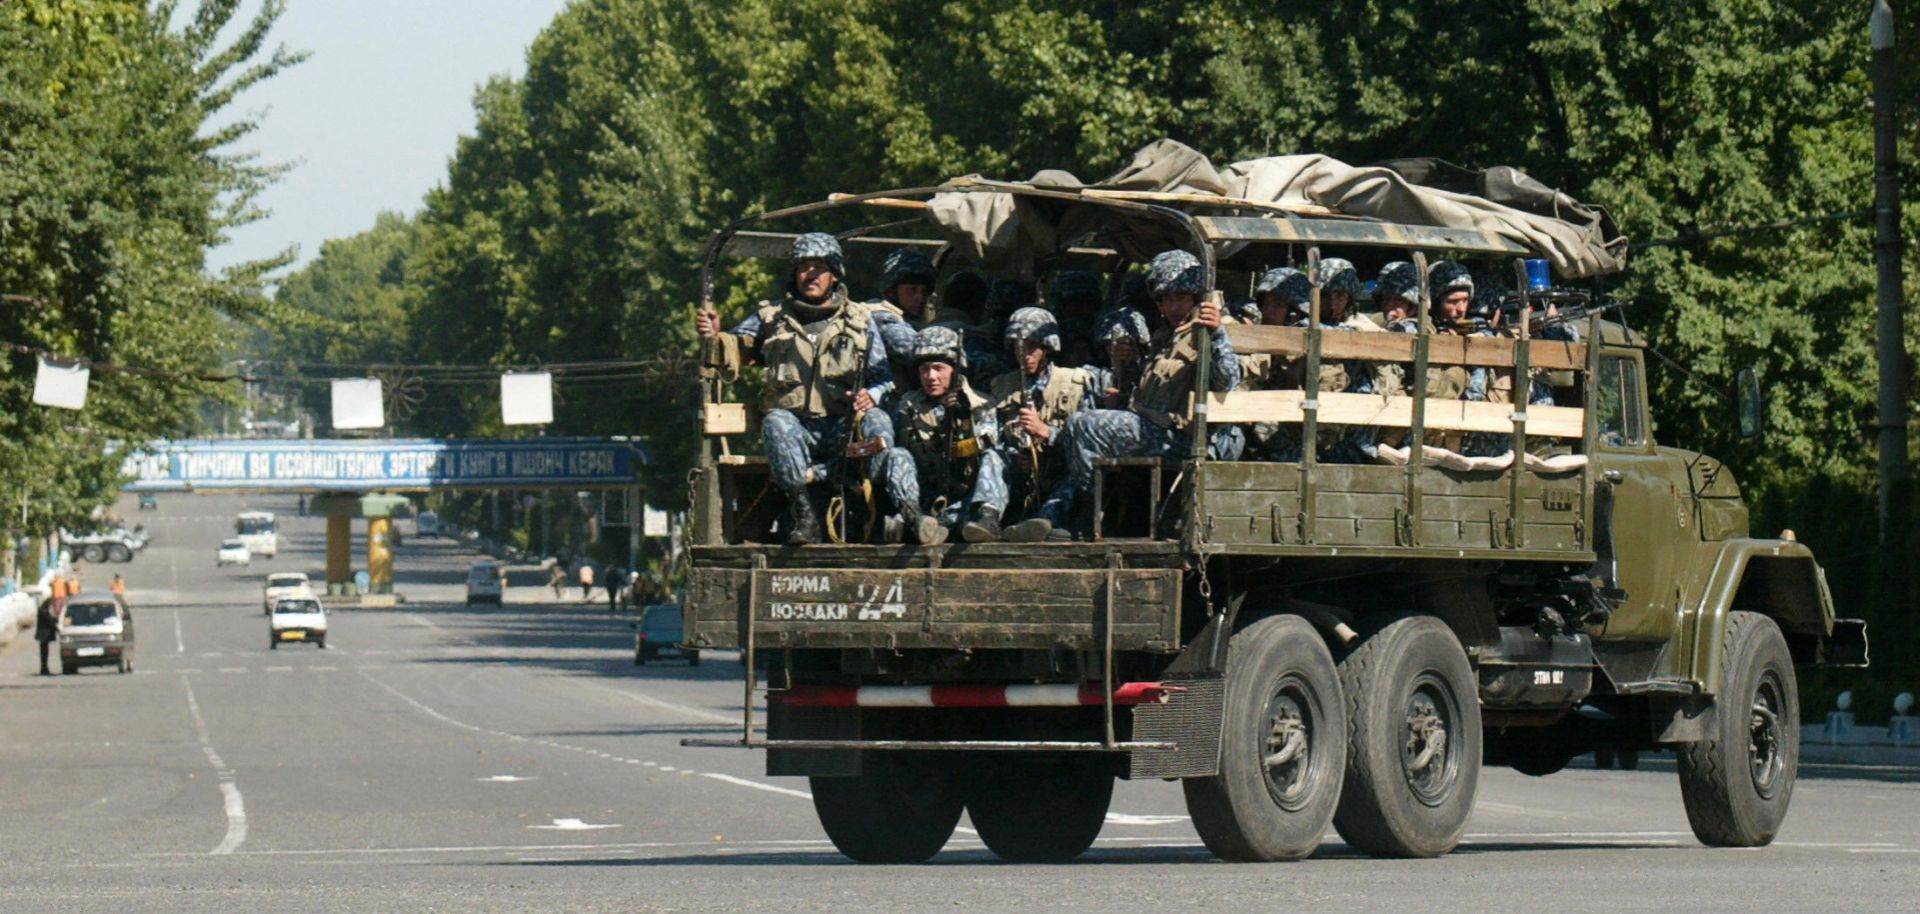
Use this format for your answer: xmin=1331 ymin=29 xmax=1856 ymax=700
xmin=968 ymin=756 xmax=1113 ymax=862
xmin=1678 ymin=611 xmax=1797 ymax=847
xmin=810 ymin=753 xmax=963 ymax=863
xmin=1183 ymin=614 xmax=1345 ymax=861
xmin=1332 ymin=614 xmax=1480 ymax=858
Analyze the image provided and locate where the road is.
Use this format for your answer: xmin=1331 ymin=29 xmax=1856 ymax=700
xmin=2 ymin=492 xmax=1915 ymax=913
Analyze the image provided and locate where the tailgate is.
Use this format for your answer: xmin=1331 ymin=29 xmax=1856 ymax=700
xmin=685 ymin=565 xmax=1183 ymax=652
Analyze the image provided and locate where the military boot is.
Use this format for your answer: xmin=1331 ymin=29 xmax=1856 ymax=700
xmin=899 ymin=501 xmax=948 ymax=546
xmin=1003 ymin=494 xmax=1071 ymax=543
xmin=786 ymin=490 xmax=822 ymax=546
xmin=961 ymin=506 xmax=1002 ymax=543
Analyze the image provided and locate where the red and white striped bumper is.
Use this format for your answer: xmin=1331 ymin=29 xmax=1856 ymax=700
xmin=768 ymin=682 xmax=1180 ymax=709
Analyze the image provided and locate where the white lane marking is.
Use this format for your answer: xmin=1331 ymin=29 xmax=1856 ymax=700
xmin=698 ymin=772 xmax=813 ymax=801
xmin=218 ymin=667 xmax=246 ymax=674
xmin=1104 ymin=813 xmax=1189 ymax=826
xmin=1849 ymin=848 xmax=1920 ymax=854
xmin=264 ymin=666 xmax=292 ymax=673
xmin=183 ymin=678 xmax=247 ymax=856
xmin=479 ymin=775 xmax=536 ymax=783
xmin=529 ymin=818 xmax=620 ymax=831
xmin=139 ymin=838 xmax=844 ymax=858
xmin=311 ymin=666 xmax=338 ymax=672
xmin=173 ymin=610 xmax=185 ymax=654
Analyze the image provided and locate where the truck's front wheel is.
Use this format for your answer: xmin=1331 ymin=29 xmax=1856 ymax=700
xmin=968 ymin=756 xmax=1113 ymax=862
xmin=1678 ymin=611 xmax=1798 ymax=847
xmin=1333 ymin=614 xmax=1481 ymax=858
xmin=810 ymin=753 xmax=963 ymax=863
xmin=1183 ymin=614 xmax=1346 ymax=861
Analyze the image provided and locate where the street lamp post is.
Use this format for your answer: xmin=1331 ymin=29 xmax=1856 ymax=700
xmin=1871 ymin=0 xmax=1908 ymax=542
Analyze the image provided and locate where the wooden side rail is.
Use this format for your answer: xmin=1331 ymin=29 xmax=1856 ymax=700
xmin=1205 ymin=389 xmax=1585 ymax=439
xmin=1223 ymin=324 xmax=1586 ymax=372
xmin=705 ymin=402 xmax=750 ymax=436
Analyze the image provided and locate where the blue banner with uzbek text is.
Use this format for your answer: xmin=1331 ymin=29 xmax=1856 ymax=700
xmin=121 ymin=438 xmax=649 ymax=492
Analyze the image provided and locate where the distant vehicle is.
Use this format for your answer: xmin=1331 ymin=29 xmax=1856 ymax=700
xmin=58 ymin=591 xmax=133 ymax=674
xmin=269 ymin=597 xmax=327 ymax=649
xmin=635 ymin=604 xmax=696 ymax=666
xmin=216 ymin=539 xmax=251 ymax=567
xmin=234 ymin=511 xmax=278 ymax=558
xmin=415 ymin=510 xmax=439 ymax=538
xmin=466 ymin=561 xmax=505 ymax=605
xmin=263 ymin=572 xmax=313 ymax=614
xmin=61 ymin=526 xmax=145 ymax=564
xmin=137 ymin=493 xmax=158 ymax=511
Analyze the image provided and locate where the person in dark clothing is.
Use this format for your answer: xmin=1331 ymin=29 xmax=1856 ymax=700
xmin=35 ymin=597 xmax=59 ymax=676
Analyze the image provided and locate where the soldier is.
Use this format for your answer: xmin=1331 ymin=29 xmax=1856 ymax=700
xmin=1095 ymin=306 xmax=1151 ymax=406
xmin=1422 ymin=260 xmax=1492 ymax=452
xmin=990 ymin=307 xmax=1104 ymax=522
xmin=933 ymin=270 xmax=1006 ymax=387
xmin=1250 ymin=259 xmax=1381 ymax=463
xmin=1004 ymin=250 xmax=1242 ymax=542
xmin=1463 ymin=263 xmax=1582 ymax=456
xmin=1045 ymin=270 xmax=1105 ymax=368
xmin=872 ymin=248 xmax=940 ymax=388
xmin=1374 ymin=260 xmax=1423 ymax=333
xmin=877 ymin=326 xmax=1008 ymax=545
xmin=696 ymin=232 xmax=896 ymax=545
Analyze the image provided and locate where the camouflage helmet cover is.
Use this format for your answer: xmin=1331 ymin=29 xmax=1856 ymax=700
xmin=1097 ymin=307 xmax=1151 ymax=347
xmin=1375 ymin=261 xmax=1423 ymax=305
xmin=1048 ymin=270 xmax=1103 ymax=307
xmin=789 ymin=232 xmax=846 ymax=280
xmin=911 ymin=324 xmax=967 ymax=369
xmin=1428 ymin=260 xmax=1474 ymax=297
xmin=1315 ymin=257 xmax=1362 ymax=295
xmin=1228 ymin=298 xmax=1263 ymax=325
xmin=1003 ymin=306 xmax=1062 ymax=353
xmin=1253 ymin=266 xmax=1312 ymax=308
xmin=881 ymin=248 xmax=936 ymax=291
xmin=1146 ymin=250 xmax=1205 ymax=298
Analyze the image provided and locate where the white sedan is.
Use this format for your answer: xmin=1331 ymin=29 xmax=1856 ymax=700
xmin=262 ymin=571 xmax=313 ymax=614
xmin=217 ymin=539 xmax=251 ymax=566
xmin=269 ymin=597 xmax=327 ymax=649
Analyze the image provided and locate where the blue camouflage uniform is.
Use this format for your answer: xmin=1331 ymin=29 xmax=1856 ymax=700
xmin=874 ymin=326 xmax=1008 ymax=544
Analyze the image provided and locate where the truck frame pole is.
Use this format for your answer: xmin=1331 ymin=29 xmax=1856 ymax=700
xmin=1871 ymin=0 xmax=1908 ymax=541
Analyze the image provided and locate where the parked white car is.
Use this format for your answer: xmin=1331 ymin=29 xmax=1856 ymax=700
xmin=217 ymin=539 xmax=251 ymax=567
xmin=262 ymin=572 xmax=313 ymax=615
xmin=269 ymin=597 xmax=327 ymax=649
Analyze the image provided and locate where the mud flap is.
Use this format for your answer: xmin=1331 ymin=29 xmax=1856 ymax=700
xmin=1128 ymin=675 xmax=1225 ymax=779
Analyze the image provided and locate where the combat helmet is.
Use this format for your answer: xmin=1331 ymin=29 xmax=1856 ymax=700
xmin=1097 ymin=307 xmax=1151 ymax=348
xmin=1428 ymin=260 xmax=1474 ymax=298
xmin=1375 ymin=261 xmax=1423 ymax=305
xmin=1003 ymin=306 xmax=1062 ymax=353
xmin=881 ymin=248 xmax=936 ymax=292
xmin=1315 ymin=257 xmax=1362 ymax=296
xmin=1254 ymin=266 xmax=1312 ymax=310
xmin=789 ymin=232 xmax=845 ymax=280
xmin=911 ymin=325 xmax=967 ymax=369
xmin=1147 ymin=250 xmax=1205 ymax=298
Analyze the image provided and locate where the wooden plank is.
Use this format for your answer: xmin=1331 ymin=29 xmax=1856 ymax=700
xmin=1205 ymin=389 xmax=1586 ymax=438
xmin=1078 ymin=188 xmax=1342 ymax=218
xmin=1225 ymin=324 xmax=1586 ymax=371
xmin=704 ymin=402 xmax=749 ymax=436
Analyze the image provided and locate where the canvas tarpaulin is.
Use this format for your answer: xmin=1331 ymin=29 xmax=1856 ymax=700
xmin=926 ymin=139 xmax=1627 ymax=281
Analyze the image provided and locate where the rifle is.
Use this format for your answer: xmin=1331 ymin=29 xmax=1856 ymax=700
xmin=1497 ymin=290 xmax=1632 ymax=335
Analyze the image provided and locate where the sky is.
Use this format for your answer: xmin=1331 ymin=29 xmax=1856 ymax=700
xmin=204 ymin=0 xmax=572 ymax=275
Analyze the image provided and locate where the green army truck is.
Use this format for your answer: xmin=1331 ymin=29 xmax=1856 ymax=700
xmin=680 ymin=170 xmax=1868 ymax=864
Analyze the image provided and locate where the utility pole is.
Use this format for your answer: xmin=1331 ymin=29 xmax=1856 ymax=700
xmin=1872 ymin=0 xmax=1908 ymax=541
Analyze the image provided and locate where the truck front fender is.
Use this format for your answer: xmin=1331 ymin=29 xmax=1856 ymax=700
xmin=1682 ymin=538 xmax=1835 ymax=694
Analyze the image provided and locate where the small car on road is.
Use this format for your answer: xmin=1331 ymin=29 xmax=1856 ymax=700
xmin=466 ymin=560 xmax=505 ymax=605
xmin=137 ymin=493 xmax=158 ymax=511
xmin=217 ymin=539 xmax=251 ymax=567
xmin=635 ymin=604 xmax=696 ymax=666
xmin=262 ymin=571 xmax=313 ymax=614
xmin=415 ymin=510 xmax=439 ymax=537
xmin=269 ymin=597 xmax=327 ymax=649
xmin=58 ymin=591 xmax=134 ymax=674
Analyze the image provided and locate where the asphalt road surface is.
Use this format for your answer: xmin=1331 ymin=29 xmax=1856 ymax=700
xmin=2 ymin=493 xmax=1915 ymax=913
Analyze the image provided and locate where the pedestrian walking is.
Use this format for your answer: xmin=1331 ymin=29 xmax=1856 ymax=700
xmin=548 ymin=564 xmax=566 ymax=600
xmin=577 ymin=563 xmax=595 ymax=604
xmin=110 ymin=573 xmax=125 ymax=599
xmin=606 ymin=566 xmax=624 ymax=613
xmin=35 ymin=596 xmax=59 ymax=676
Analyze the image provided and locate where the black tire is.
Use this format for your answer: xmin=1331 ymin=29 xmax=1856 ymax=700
xmin=1617 ymin=749 xmax=1639 ymax=771
xmin=270 ymin=638 xmax=278 ymax=650
xmin=1495 ymin=729 xmax=1573 ymax=777
xmin=1594 ymin=749 xmax=1616 ymax=769
xmin=1332 ymin=614 xmax=1481 ymax=858
xmin=688 ymin=651 xmax=701 ymax=668
xmin=118 ymin=658 xmax=129 ymax=674
xmin=107 ymin=544 xmax=132 ymax=563
xmin=82 ymin=544 xmax=106 ymax=563
xmin=810 ymin=753 xmax=964 ymax=863
xmin=62 ymin=663 xmax=75 ymax=675
xmin=1183 ymin=614 xmax=1346 ymax=861
xmin=968 ymin=756 xmax=1114 ymax=862
xmin=1677 ymin=611 xmax=1798 ymax=847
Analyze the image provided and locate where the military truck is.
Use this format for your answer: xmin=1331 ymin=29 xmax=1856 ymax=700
xmin=680 ymin=166 xmax=1867 ymax=864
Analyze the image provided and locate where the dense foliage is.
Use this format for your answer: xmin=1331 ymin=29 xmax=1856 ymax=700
xmin=2 ymin=0 xmax=298 ymax=545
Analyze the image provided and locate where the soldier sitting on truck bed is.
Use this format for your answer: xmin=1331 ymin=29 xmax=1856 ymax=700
xmin=1003 ymin=250 xmax=1243 ymax=542
xmin=989 ymin=307 xmax=1104 ymax=524
xmin=1094 ymin=306 xmax=1151 ymax=404
xmin=1461 ymin=264 xmax=1581 ymax=457
xmin=1043 ymin=270 xmax=1104 ymax=368
xmin=929 ymin=269 xmax=1006 ymax=388
xmin=876 ymin=326 xmax=1008 ymax=545
xmin=696 ymin=232 xmax=896 ymax=545
xmin=871 ymin=248 xmax=940 ymax=389
xmin=1247 ymin=259 xmax=1384 ymax=464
